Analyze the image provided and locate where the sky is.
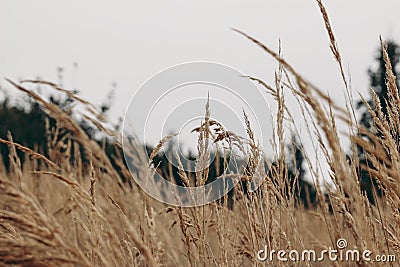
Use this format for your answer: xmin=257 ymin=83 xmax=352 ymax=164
xmin=1 ymin=1 xmax=400 ymax=182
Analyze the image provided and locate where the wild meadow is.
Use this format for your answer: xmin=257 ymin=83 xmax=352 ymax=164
xmin=1 ymin=1 xmax=400 ymax=266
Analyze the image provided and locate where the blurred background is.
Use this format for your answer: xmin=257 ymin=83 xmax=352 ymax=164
xmin=1 ymin=0 xmax=400 ymax=190
xmin=2 ymin=0 xmax=400 ymax=121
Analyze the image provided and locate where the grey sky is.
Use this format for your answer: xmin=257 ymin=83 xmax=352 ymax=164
xmin=1 ymin=1 xmax=400 ymax=160
xmin=2 ymin=1 xmax=400 ymax=104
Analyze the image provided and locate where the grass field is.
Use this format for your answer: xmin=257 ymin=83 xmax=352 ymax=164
xmin=1 ymin=2 xmax=400 ymax=266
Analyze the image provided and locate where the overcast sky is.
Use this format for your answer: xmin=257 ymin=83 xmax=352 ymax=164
xmin=2 ymin=1 xmax=400 ymax=107
xmin=2 ymin=1 xmax=400 ymax=170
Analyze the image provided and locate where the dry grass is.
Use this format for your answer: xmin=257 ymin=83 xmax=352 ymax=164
xmin=1 ymin=1 xmax=400 ymax=266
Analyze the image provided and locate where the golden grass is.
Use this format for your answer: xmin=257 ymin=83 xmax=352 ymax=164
xmin=1 ymin=1 xmax=400 ymax=266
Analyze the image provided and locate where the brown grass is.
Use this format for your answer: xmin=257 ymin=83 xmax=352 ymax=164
xmin=1 ymin=1 xmax=400 ymax=266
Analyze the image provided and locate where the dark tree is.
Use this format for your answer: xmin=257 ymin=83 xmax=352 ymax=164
xmin=0 ymin=82 xmax=120 ymax=175
xmin=356 ymin=40 xmax=400 ymax=204
xmin=0 ymin=91 xmax=47 ymax=170
xmin=358 ymin=40 xmax=400 ymax=130
xmin=286 ymin=135 xmax=317 ymax=208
